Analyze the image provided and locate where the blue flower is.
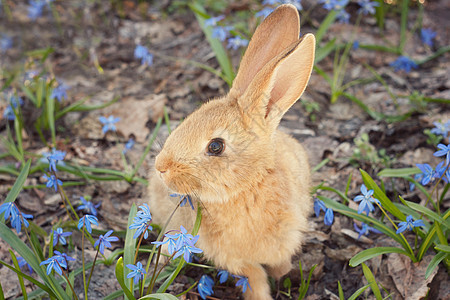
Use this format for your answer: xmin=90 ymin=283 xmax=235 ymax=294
xmin=430 ymin=121 xmax=450 ymax=138
xmin=217 ymin=270 xmax=230 ymax=283
xmin=336 ymin=9 xmax=350 ymax=23
xmin=153 ymin=225 xmax=202 ymax=262
xmin=77 ymin=214 xmax=98 ymax=234
xmin=126 ymin=262 xmax=146 ymax=284
xmin=3 ymin=95 xmax=24 ymax=121
xmin=319 ymin=0 xmax=349 ymax=10
xmin=433 ymin=161 xmax=448 ymax=182
xmin=353 ymin=222 xmax=381 ymax=239
xmin=17 ymin=256 xmax=33 ymax=275
xmin=43 ymin=174 xmax=62 ymax=192
xmin=234 ymin=275 xmax=251 ymax=293
xmin=227 ymin=36 xmax=249 ymax=50
xmin=0 ymin=34 xmax=12 ymax=52
xmin=389 ymin=56 xmax=418 ymax=73
xmin=353 ymin=184 xmax=380 ymax=215
xmin=123 ymin=138 xmax=135 ymax=154
xmin=255 ymin=7 xmax=274 ymax=19
xmin=134 ymin=45 xmax=153 ymax=67
xmin=53 ymin=251 xmax=75 ymax=265
xmin=1 ymin=202 xmax=33 ymax=234
xmin=77 ymin=197 xmax=101 ymax=216
xmin=40 ymin=255 xmax=67 ymax=276
xmin=129 ymin=204 xmax=153 ymax=239
xmin=396 ymin=215 xmax=425 ymax=234
xmin=99 ymin=115 xmax=120 ymax=134
xmin=434 ymin=143 xmax=450 ymax=165
xmin=94 ymin=230 xmax=119 ymax=255
xmin=198 ymin=275 xmax=214 ymax=299
xmin=416 ymin=163 xmax=434 ymax=185
xmin=420 ymin=28 xmax=436 ymax=47
xmin=170 ymin=193 xmax=194 ymax=210
xmin=0 ymin=202 xmax=19 ymax=222
xmin=352 ymin=40 xmax=360 ymax=50
xmin=28 ymin=0 xmax=46 ymax=20
xmin=46 ymin=148 xmax=66 ymax=173
xmin=262 ymin=0 xmax=281 ymax=5
xmin=282 ymin=0 xmax=303 ymax=10
xmin=50 ymin=81 xmax=69 ymax=102
xmin=357 ymin=0 xmax=379 ymax=15
xmin=52 ymin=227 xmax=72 ymax=246
xmin=409 ymin=173 xmax=423 ymax=191
xmin=211 ymin=26 xmax=233 ymax=42
xmin=204 ymin=15 xmax=225 ymax=27
xmin=324 ymin=208 xmax=334 ymax=226
xmin=313 ymin=199 xmax=334 ymax=226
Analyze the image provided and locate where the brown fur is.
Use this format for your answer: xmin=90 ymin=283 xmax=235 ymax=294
xmin=148 ymin=4 xmax=315 ymax=299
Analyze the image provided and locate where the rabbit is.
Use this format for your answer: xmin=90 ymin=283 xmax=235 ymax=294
xmin=148 ymin=4 xmax=315 ymax=300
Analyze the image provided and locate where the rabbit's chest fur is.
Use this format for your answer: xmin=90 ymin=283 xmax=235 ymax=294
xmin=197 ymin=154 xmax=309 ymax=270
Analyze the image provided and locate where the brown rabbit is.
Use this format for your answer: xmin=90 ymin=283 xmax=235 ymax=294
xmin=148 ymin=4 xmax=315 ymax=299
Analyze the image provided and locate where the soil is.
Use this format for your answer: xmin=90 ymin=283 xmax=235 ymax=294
xmin=0 ymin=0 xmax=449 ymax=299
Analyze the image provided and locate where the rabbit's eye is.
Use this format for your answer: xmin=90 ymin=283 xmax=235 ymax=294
xmin=207 ymin=138 xmax=225 ymax=156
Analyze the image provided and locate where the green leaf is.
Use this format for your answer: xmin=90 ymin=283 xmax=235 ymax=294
xmin=1 ymin=160 xmax=31 ymax=222
xmin=434 ymin=244 xmax=450 ymax=253
xmin=350 ymin=247 xmax=410 ymax=267
xmin=425 ymin=252 xmax=448 ymax=279
xmin=315 ymin=38 xmax=336 ymax=63
xmin=0 ymin=281 xmax=4 ymax=300
xmin=0 ymin=259 xmax=53 ymax=295
xmin=10 ymin=251 xmax=28 ymax=300
xmin=139 ymin=293 xmax=179 ymax=300
xmin=417 ymin=223 xmax=438 ymax=261
xmin=378 ymin=168 xmax=419 ymax=177
xmin=362 ymin=263 xmax=382 ymax=300
xmin=360 ymin=169 xmax=405 ymax=220
xmin=315 ymin=10 xmax=338 ymax=45
xmin=0 ymin=223 xmax=68 ymax=299
xmin=115 ymin=257 xmax=136 ymax=300
xmin=46 ymin=92 xmax=56 ymax=145
xmin=124 ymin=204 xmax=138 ymax=293
xmin=189 ymin=2 xmax=235 ymax=86
xmin=348 ymin=284 xmax=370 ymax=300
xmin=337 ymin=281 xmax=344 ymax=300
xmin=55 ymin=96 xmax=120 ymax=119
xmin=319 ymin=196 xmax=412 ymax=252
xmin=403 ymin=199 xmax=449 ymax=229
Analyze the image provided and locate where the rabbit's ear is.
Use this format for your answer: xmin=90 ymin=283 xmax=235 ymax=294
xmin=230 ymin=4 xmax=300 ymax=95
xmin=239 ymin=34 xmax=315 ymax=130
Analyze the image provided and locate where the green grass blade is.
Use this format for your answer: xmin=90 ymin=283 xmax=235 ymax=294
xmin=417 ymin=224 xmax=437 ymax=261
xmin=0 ymin=281 xmax=4 ymax=300
xmin=362 ymin=263 xmax=382 ymax=300
xmin=3 ymin=160 xmax=31 ymax=206
xmin=350 ymin=247 xmax=411 ymax=267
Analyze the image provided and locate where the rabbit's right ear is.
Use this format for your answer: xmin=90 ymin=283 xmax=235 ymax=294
xmin=230 ymin=4 xmax=300 ymax=96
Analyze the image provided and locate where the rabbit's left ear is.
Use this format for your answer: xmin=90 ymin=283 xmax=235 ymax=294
xmin=239 ymin=34 xmax=315 ymax=131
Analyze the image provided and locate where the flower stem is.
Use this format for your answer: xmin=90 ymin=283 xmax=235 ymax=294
xmin=57 ymin=262 xmax=79 ymax=300
xmin=86 ymin=248 xmax=100 ymax=290
xmin=81 ymin=228 xmax=87 ymax=300
xmin=375 ymin=201 xmax=416 ymax=261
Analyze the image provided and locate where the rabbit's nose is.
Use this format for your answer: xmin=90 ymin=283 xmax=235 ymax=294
xmin=155 ymin=155 xmax=169 ymax=174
